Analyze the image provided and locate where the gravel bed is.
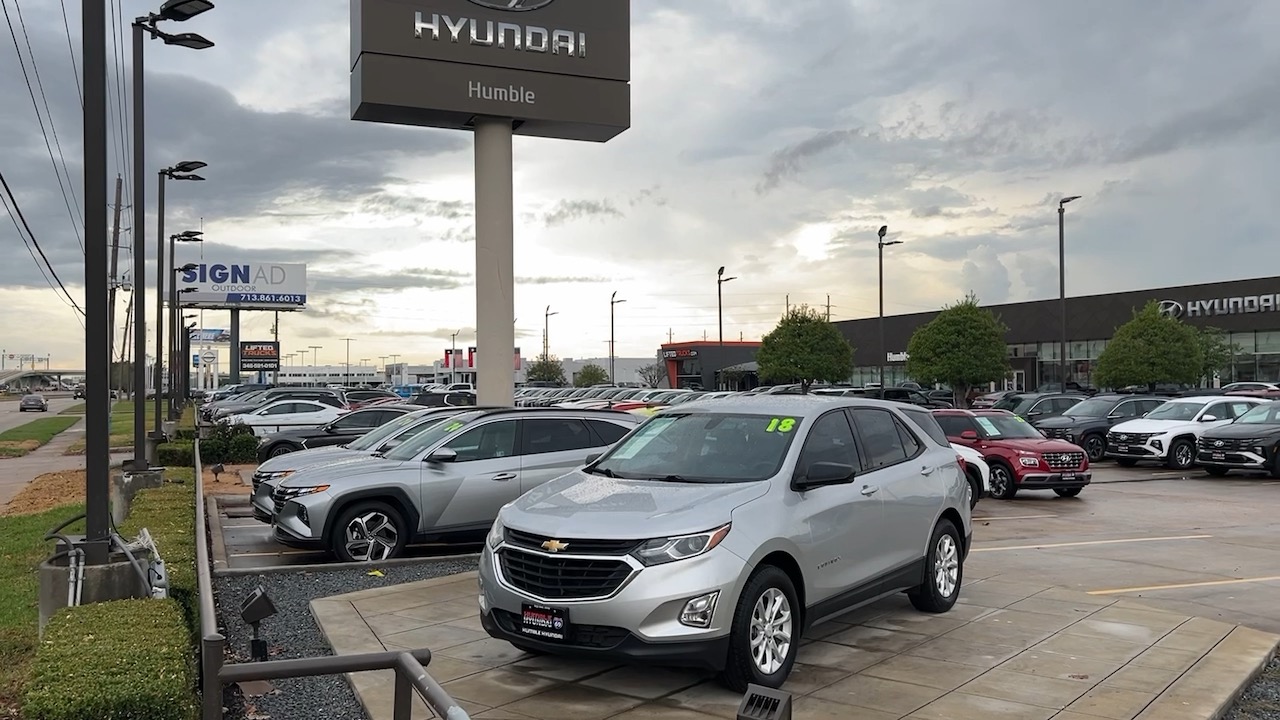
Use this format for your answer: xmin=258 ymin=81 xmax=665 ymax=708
xmin=1226 ymin=656 xmax=1280 ymax=720
xmin=215 ymin=558 xmax=479 ymax=720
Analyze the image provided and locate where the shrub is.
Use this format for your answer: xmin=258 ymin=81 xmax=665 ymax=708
xmin=120 ymin=478 xmax=197 ymax=630
xmin=23 ymin=599 xmax=195 ymax=720
xmin=156 ymin=440 xmax=194 ymax=467
xmin=228 ymin=434 xmax=259 ymax=463
xmin=198 ymin=437 xmax=228 ymax=464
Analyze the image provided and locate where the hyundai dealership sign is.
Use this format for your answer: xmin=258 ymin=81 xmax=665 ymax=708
xmin=176 ymin=262 xmax=308 ymax=310
xmin=350 ymin=0 xmax=630 ymax=141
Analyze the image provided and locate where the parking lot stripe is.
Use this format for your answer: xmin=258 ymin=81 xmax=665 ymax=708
xmin=972 ymin=534 xmax=1213 ymax=553
xmin=1088 ymin=575 xmax=1280 ymax=595
xmin=230 ymin=550 xmax=320 ymax=557
xmin=973 ymin=514 xmax=1057 ymax=521
xmin=222 ymin=523 xmax=265 ymax=529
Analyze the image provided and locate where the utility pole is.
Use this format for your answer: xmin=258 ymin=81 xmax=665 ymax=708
xmin=826 ymin=294 xmax=831 ymax=322
xmin=786 ymin=295 xmax=789 ymax=314
xmin=341 ymin=337 xmax=354 ymax=386
xmin=107 ymin=176 xmax=123 ymax=365
xmin=272 ymin=311 xmax=280 ymax=385
xmin=667 ymin=328 xmax=673 ymax=344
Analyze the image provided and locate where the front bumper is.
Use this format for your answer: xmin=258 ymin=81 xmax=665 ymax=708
xmin=1196 ymin=449 xmax=1269 ymax=471
xmin=477 ymin=543 xmax=747 ymax=671
xmin=1017 ymin=470 xmax=1091 ymax=490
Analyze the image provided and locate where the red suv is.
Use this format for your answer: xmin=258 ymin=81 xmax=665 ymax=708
xmin=933 ymin=409 xmax=1091 ymax=500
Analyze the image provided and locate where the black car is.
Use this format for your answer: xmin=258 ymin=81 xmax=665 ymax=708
xmin=1196 ymin=402 xmax=1280 ymax=477
xmin=1033 ymin=393 xmax=1166 ymax=462
xmin=410 ymin=391 xmax=477 ymax=408
xmin=991 ymin=392 xmax=1084 ymax=422
xmin=854 ymin=386 xmax=954 ymax=408
xmin=255 ymin=405 xmax=419 ymax=461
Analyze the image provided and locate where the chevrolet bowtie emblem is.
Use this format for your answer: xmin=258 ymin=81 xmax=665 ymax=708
xmin=541 ymin=539 xmax=569 ymax=552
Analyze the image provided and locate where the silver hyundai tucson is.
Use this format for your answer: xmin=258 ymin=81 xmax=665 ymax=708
xmin=478 ymin=396 xmax=971 ymax=691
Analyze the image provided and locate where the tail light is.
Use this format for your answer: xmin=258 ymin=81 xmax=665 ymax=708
xmin=956 ymin=454 xmax=967 ymax=472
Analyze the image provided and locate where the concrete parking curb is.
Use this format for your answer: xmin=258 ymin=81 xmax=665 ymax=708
xmin=1137 ymin=625 xmax=1278 ymax=720
xmin=214 ymin=552 xmax=482 ymax=577
xmin=206 ymin=495 xmax=229 ymax=572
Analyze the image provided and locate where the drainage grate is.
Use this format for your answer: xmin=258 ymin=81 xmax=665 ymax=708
xmin=736 ymin=685 xmax=792 ymax=720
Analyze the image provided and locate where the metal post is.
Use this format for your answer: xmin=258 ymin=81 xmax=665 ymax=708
xmin=474 ymin=118 xmax=515 ymax=406
xmin=272 ymin=311 xmax=279 ymax=385
xmin=230 ymin=310 xmax=241 ymax=382
xmin=129 ymin=20 xmax=148 ymax=470
xmin=153 ymin=172 xmax=166 ymax=441
xmin=878 ymin=241 xmax=885 ymax=388
xmin=168 ymin=235 xmax=178 ymax=418
xmin=610 ymin=293 xmax=616 ymax=385
xmin=393 ymin=670 xmax=412 ymax=720
xmin=201 ymin=633 xmax=225 ymax=720
xmin=717 ymin=277 xmax=723 ymax=350
xmin=83 ymin=0 xmax=111 ymax=564
xmin=107 ymin=176 xmax=123 ymax=363
xmin=450 ymin=334 xmax=457 ymax=386
xmin=1058 ymin=205 xmax=1067 ymax=389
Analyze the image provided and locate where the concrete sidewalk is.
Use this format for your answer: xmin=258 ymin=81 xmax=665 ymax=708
xmin=0 ymin=418 xmax=131 ymax=508
xmin=309 ymin=572 xmax=1278 ymax=720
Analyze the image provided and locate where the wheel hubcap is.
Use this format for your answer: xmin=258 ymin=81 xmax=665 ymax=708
xmin=344 ymin=512 xmax=399 ymax=562
xmin=1175 ymin=445 xmax=1192 ymax=468
xmin=934 ymin=535 xmax=959 ymax=598
xmin=749 ymin=588 xmax=793 ymax=675
xmin=991 ymin=468 xmax=1009 ymax=496
xmin=1087 ymin=437 xmax=1104 ymax=460
xmin=270 ymin=446 xmax=292 ymax=457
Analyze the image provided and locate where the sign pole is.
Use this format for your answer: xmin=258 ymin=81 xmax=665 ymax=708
xmin=474 ymin=117 xmax=515 ymax=407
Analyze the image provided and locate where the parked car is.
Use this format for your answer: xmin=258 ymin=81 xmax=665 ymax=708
xmin=970 ymin=390 xmax=1017 ymax=409
xmin=255 ymin=405 xmax=421 ymax=461
xmin=19 ymin=393 xmax=49 ymax=412
xmin=477 ymin=396 xmax=971 ymax=692
xmin=1033 ymin=394 xmax=1165 ymax=462
xmin=1197 ymin=401 xmax=1280 ymax=477
xmin=410 ymin=391 xmax=477 ymax=408
xmin=991 ymin=392 xmax=1084 ymax=422
xmin=345 ymin=389 xmax=401 ymax=409
xmin=1106 ymin=396 xmax=1269 ymax=469
xmin=269 ymin=408 xmax=641 ymax=561
xmin=1222 ymin=382 xmax=1280 ymax=393
xmin=935 ymin=408 xmax=1090 ymax=499
xmin=952 ymin=442 xmax=990 ymax=509
xmin=225 ymin=399 xmax=348 ymax=437
xmin=855 ymin=387 xmax=954 ymax=408
xmin=207 ymin=388 xmax=347 ymax=421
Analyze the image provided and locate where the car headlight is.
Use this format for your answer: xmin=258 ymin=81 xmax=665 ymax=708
xmin=633 ymin=524 xmax=731 ymax=566
xmin=276 ymin=485 xmax=329 ymax=501
xmin=487 ymin=519 xmax=505 ymax=550
xmin=1019 ymin=456 xmax=1040 ymax=468
xmin=261 ymin=470 xmax=294 ymax=481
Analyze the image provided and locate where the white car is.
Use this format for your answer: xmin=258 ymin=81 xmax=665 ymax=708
xmin=952 ymin=442 xmax=990 ymax=509
xmin=1106 ymin=396 xmax=1270 ymax=470
xmin=225 ymin=399 xmax=348 ymax=437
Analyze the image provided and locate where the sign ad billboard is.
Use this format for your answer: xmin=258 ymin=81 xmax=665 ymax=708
xmin=240 ymin=341 xmax=281 ymax=372
xmin=351 ymin=0 xmax=631 ymax=142
xmin=189 ymin=328 xmax=232 ymax=343
xmin=176 ymin=262 xmax=307 ymax=310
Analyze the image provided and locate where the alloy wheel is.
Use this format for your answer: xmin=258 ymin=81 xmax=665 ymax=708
xmin=749 ymin=588 xmax=793 ymax=676
xmin=934 ymin=534 xmax=959 ymax=598
xmin=1173 ymin=443 xmax=1194 ymax=469
xmin=269 ymin=445 xmax=294 ymax=457
xmin=343 ymin=511 xmax=400 ymax=562
xmin=1085 ymin=436 xmax=1105 ymax=462
xmin=990 ymin=467 xmax=1010 ymax=497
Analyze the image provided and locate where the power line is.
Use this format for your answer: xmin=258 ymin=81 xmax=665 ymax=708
xmin=108 ymin=0 xmax=133 ymax=212
xmin=57 ymin=0 xmax=81 ymax=108
xmin=1 ymin=0 xmax=84 ymax=254
xmin=0 ymin=169 xmax=85 ymax=317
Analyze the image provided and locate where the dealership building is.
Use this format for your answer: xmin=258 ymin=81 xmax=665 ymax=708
xmin=832 ymin=275 xmax=1280 ymax=390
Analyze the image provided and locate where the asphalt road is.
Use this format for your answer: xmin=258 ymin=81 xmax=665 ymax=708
xmin=211 ymin=461 xmax=1280 ymax=636
xmin=0 ymin=396 xmax=81 ymax=435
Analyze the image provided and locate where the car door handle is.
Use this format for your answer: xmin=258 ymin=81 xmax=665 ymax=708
xmin=921 ymin=465 xmax=936 ymax=476
xmin=860 ymin=485 xmax=878 ymax=496
xmin=491 ymin=473 xmax=517 ymax=482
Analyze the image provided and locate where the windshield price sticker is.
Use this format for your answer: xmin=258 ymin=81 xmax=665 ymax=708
xmin=445 ymin=421 xmax=464 ymax=432
xmin=975 ymin=417 xmax=1002 ymax=436
xmin=765 ymin=418 xmax=797 ymax=433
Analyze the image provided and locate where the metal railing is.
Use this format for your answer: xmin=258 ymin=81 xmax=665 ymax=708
xmin=193 ymin=438 xmax=468 ymax=719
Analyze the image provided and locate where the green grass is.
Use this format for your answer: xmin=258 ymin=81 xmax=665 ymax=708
xmin=63 ymin=401 xmax=156 ymax=455
xmin=57 ymin=403 xmax=86 ymax=415
xmin=0 ymin=416 xmax=81 ymax=458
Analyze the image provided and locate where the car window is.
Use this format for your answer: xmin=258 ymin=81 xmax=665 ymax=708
xmin=261 ymin=403 xmax=294 ymax=415
xmin=591 ymin=412 xmax=799 ymax=483
xmin=1112 ymin=401 xmax=1141 ymax=418
xmin=1140 ymin=400 xmax=1164 ymax=414
xmin=1228 ymin=402 xmax=1259 ymax=418
xmin=895 ymin=416 xmax=923 ymax=457
xmin=445 ymin=420 xmax=517 ymax=461
xmin=586 ymin=419 xmax=631 ymax=445
xmin=900 ymin=408 xmax=950 ymax=447
xmin=883 ymin=389 xmax=908 ymax=401
xmin=934 ymin=415 xmax=975 ymax=437
xmin=1204 ymin=402 xmax=1244 ymax=420
xmin=520 ymin=418 xmax=596 ymax=455
xmin=1054 ymin=397 xmax=1081 ymax=412
xmin=849 ymin=408 xmax=909 ymax=470
xmin=331 ymin=413 xmax=370 ymax=429
xmin=794 ymin=411 xmax=861 ymax=477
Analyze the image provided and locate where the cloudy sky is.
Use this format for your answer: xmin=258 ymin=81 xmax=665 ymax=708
xmin=3 ymin=0 xmax=1278 ymax=370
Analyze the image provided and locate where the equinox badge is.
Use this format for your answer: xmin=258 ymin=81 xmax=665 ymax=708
xmin=541 ymin=539 xmax=569 ymax=552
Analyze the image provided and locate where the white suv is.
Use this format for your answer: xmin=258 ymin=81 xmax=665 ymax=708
xmin=1106 ymin=396 xmax=1268 ymax=470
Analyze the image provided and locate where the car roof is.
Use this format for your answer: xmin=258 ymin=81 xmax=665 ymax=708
xmin=931 ymin=408 xmax=1014 ymax=417
xmin=451 ymin=407 xmax=644 ymax=422
xmin=665 ymin=394 xmax=920 ymax=416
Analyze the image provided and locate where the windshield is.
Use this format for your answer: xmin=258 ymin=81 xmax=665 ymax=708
xmin=229 ymin=390 xmax=267 ymax=404
xmin=590 ymin=412 xmax=800 ymax=483
xmin=973 ymin=414 xmax=1044 ymax=439
xmin=382 ymin=412 xmax=483 ymax=461
xmin=1233 ymin=404 xmax=1280 ymax=424
xmin=992 ymin=394 xmax=1029 ymax=412
xmin=349 ymin=411 xmax=435 ymax=450
xmin=1064 ymin=398 xmax=1115 ymax=417
xmin=1145 ymin=400 xmax=1207 ymax=421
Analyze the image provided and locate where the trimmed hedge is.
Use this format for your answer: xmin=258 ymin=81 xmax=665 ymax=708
xmin=198 ymin=421 xmax=259 ymax=464
xmin=157 ymin=440 xmax=194 ymax=467
xmin=22 ymin=599 xmax=195 ymax=720
xmin=120 ymin=472 xmax=198 ymax=630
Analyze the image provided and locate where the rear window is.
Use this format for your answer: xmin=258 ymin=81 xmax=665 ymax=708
xmin=901 ymin=408 xmax=950 ymax=447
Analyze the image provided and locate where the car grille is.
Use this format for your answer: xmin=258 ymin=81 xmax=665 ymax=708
xmin=270 ymin=487 xmax=290 ymax=515
xmin=498 ymin=548 xmax=632 ymax=600
xmin=1198 ymin=437 xmax=1257 ymax=452
xmin=505 ymin=528 xmax=640 ymax=556
xmin=491 ymin=608 xmax=629 ymax=649
xmin=251 ymin=471 xmax=269 ymax=492
xmin=1107 ymin=432 xmax=1155 ymax=444
xmin=1042 ymin=428 xmax=1072 ymax=440
xmin=1042 ymin=451 xmax=1085 ymax=470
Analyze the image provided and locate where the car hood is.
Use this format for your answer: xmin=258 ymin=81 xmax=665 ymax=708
xmin=276 ymin=456 xmax=412 ymax=488
xmin=1110 ymin=418 xmax=1200 ymax=434
xmin=256 ymin=447 xmax=374 ymax=474
xmin=214 ymin=402 xmax=262 ymax=415
xmin=500 ymin=470 xmax=771 ymax=540
xmin=1202 ymin=423 xmax=1280 ymax=439
xmin=990 ymin=437 xmax=1085 ymax=453
xmin=1034 ymin=415 xmax=1098 ymax=429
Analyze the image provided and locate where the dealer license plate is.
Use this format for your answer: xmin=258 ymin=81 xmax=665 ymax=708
xmin=520 ymin=603 xmax=569 ymax=642
xmin=1061 ymin=472 xmax=1077 ymax=481
xmin=1114 ymin=445 xmax=1129 ymax=453
xmin=1211 ymin=452 xmax=1226 ymax=460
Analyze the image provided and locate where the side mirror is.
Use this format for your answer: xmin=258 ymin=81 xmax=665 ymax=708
xmin=1027 ymin=409 xmax=1044 ymax=417
xmin=426 ymin=448 xmax=458 ymax=463
xmin=1107 ymin=414 xmax=1123 ymax=420
xmin=1200 ymin=415 xmax=1218 ymax=423
xmin=794 ymin=462 xmax=856 ymax=490
xmin=960 ymin=430 xmax=979 ymax=441
xmin=585 ymin=453 xmax=602 ymax=465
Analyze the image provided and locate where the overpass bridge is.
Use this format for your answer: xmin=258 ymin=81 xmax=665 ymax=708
xmin=0 ymin=368 xmax=86 ymax=389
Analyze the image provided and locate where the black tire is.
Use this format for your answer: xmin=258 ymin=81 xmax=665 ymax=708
xmin=720 ymin=565 xmax=800 ymax=692
xmin=988 ymin=461 xmax=1017 ymax=500
xmin=965 ymin=470 xmax=982 ymax=510
xmin=1082 ymin=434 xmax=1107 ymax=463
xmin=908 ymin=519 xmax=963 ymax=614
xmin=330 ymin=500 xmax=408 ymax=563
xmin=268 ymin=443 xmax=299 ymax=458
xmin=1166 ymin=439 xmax=1195 ymax=470
xmin=1205 ymin=466 xmax=1230 ymax=477
xmin=1054 ymin=488 xmax=1082 ymax=498
xmin=1116 ymin=458 xmax=1139 ymax=467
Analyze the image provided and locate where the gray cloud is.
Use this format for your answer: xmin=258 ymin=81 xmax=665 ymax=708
xmin=309 ymin=267 xmax=471 ymax=294
xmin=542 ymin=199 xmax=624 ymax=227
xmin=359 ymin=195 xmax=473 ymax=220
xmin=516 ymin=275 xmax=610 ymax=285
xmin=961 ymin=245 xmax=1013 ymax=304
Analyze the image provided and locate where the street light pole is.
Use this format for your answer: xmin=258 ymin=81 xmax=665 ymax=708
xmin=450 ymin=330 xmax=461 ymax=386
xmin=610 ymin=292 xmax=626 ymax=385
xmin=154 ymin=165 xmax=205 ymax=435
xmin=1058 ymin=195 xmax=1082 ymax=390
xmin=168 ymin=230 xmax=201 ymax=418
xmin=544 ymin=305 xmax=558 ymax=360
xmin=877 ymin=226 xmax=902 ymax=388
xmin=716 ymin=267 xmax=737 ymax=390
xmin=341 ymin=338 xmax=354 ymax=386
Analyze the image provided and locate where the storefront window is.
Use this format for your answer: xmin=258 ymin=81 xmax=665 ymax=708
xmin=1257 ymin=355 xmax=1280 ymax=383
xmin=1038 ymin=343 xmax=1060 ymax=361
xmin=1088 ymin=340 xmax=1107 ymax=358
xmin=1069 ymin=341 xmax=1089 ymax=360
xmin=1233 ymin=357 xmax=1257 ymax=382
xmin=1231 ymin=332 xmax=1255 ymax=354
xmin=1256 ymin=332 xmax=1280 ymax=354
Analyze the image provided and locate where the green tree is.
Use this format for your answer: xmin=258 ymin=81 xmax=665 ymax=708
xmin=525 ymin=355 xmax=566 ymax=385
xmin=905 ymin=294 xmax=1009 ymax=405
xmin=756 ymin=305 xmax=854 ymax=393
xmin=1094 ymin=301 xmax=1203 ymax=390
xmin=574 ymin=362 xmax=609 ymax=388
xmin=1196 ymin=327 xmax=1240 ymax=385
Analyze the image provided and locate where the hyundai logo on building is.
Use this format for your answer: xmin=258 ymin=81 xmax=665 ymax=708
xmin=467 ymin=0 xmax=556 ymax=10
xmin=1157 ymin=300 xmax=1184 ymax=319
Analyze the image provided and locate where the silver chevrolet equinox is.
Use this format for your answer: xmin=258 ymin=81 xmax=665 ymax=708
xmin=478 ymin=396 xmax=972 ymax=691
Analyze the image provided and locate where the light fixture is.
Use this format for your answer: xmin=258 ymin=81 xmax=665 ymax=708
xmin=171 ymin=160 xmax=207 ymax=173
xmin=239 ymin=586 xmax=277 ymax=662
xmin=157 ymin=0 xmax=215 ymax=22
xmin=178 ymin=263 xmax=198 ymax=272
